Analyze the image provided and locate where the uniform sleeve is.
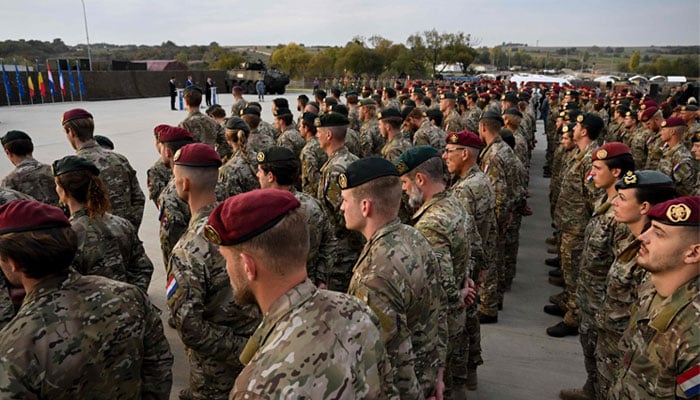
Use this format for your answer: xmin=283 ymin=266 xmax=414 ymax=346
xmin=126 ymin=162 xmax=146 ymax=229
xmin=0 ymin=356 xmax=36 ymax=400
xmin=315 ymin=212 xmax=337 ymax=285
xmin=0 ymin=278 xmax=15 ymax=331
xmin=672 ymin=160 xmax=697 ymax=196
xmin=486 ymin=158 xmax=511 ymax=232
xmin=139 ymin=293 xmax=174 ymax=400
xmin=166 ymin=246 xmax=248 ymax=363
xmin=126 ymin=227 xmax=154 ymax=293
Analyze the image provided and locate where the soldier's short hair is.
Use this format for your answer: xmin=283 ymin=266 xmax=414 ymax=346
xmin=324 ymin=125 xmax=347 ymax=142
xmin=276 ymin=113 xmax=294 ymax=126
xmin=599 ymin=154 xmax=635 ymax=177
xmin=0 ymin=226 xmax=77 ymax=279
xmin=3 ymin=138 xmax=33 ymax=156
xmin=426 ymin=109 xmax=442 ymax=127
xmin=405 ymin=156 xmax=445 ymax=183
xmin=479 ymin=117 xmax=502 ymax=134
xmin=259 ymin=158 xmax=300 ymax=187
xmin=234 ymin=206 xmax=309 ymax=275
xmin=183 ymin=88 xmax=203 ymax=107
xmin=351 ymin=175 xmax=402 ymax=219
xmin=63 ymin=117 xmax=95 ymax=142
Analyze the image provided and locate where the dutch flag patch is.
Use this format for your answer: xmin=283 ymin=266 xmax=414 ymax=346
xmin=166 ymin=275 xmax=178 ymax=299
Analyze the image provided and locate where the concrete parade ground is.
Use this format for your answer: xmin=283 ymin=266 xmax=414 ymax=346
xmin=0 ymin=91 xmax=586 ymax=399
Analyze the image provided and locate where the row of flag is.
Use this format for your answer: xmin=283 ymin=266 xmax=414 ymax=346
xmin=1 ymin=59 xmax=86 ymax=104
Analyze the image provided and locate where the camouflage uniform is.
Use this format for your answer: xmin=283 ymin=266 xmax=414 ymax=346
xmin=1 ymin=157 xmax=58 ymax=206
xmin=71 ymin=208 xmax=154 ymax=293
xmin=348 ymin=219 xmax=441 ymax=399
xmin=556 ymin=142 xmax=599 ymax=327
xmin=0 ymin=277 xmax=14 ymax=330
xmin=348 ymin=107 xmax=361 ymax=132
xmin=345 ymin=127 xmax=362 ymax=157
xmin=76 ymin=141 xmax=145 ymax=230
xmin=381 ymin=135 xmax=412 ymax=163
xmin=317 ymin=147 xmax=363 ymax=291
xmin=292 ymin=189 xmax=336 ymax=285
xmin=0 ymin=187 xmax=33 ymax=204
xmin=158 ymin=178 xmax=191 ymax=269
xmin=276 ymin=126 xmax=306 ymax=159
xmin=595 ymin=234 xmax=645 ymax=397
xmin=147 ymin=158 xmax=172 ymax=208
xmin=502 ymin=155 xmax=527 ymax=293
xmin=412 ymin=191 xmax=471 ymax=390
xmin=167 ymin=203 xmax=261 ymax=400
xmin=545 ymin=105 xmax=560 ymax=170
xmin=627 ymin=123 xmax=649 ymax=167
xmin=300 ymin=137 xmax=328 ymax=197
xmin=247 ymin=131 xmax=275 ymax=155
xmin=230 ymin=98 xmax=248 ymax=118
xmin=605 ymin=120 xmax=624 ymax=143
xmin=257 ymin=120 xmax=279 ymax=142
xmin=464 ymin=105 xmax=482 ymax=134
xmin=0 ymin=271 xmax=173 ymax=399
xmin=443 ymin=110 xmax=464 ymax=133
xmin=386 ymin=98 xmax=401 ymax=110
xmin=359 ymin=118 xmax=385 ymax=158
xmin=643 ymin=132 xmax=664 ymax=170
xmin=413 ymin=119 xmax=446 ymax=153
xmin=609 ymin=278 xmax=700 ymax=400
xmin=575 ymin=196 xmax=630 ymax=397
xmin=179 ymin=110 xmax=231 ymax=160
xmin=231 ymin=280 xmax=398 ymax=399
xmin=217 ymin=149 xmax=260 ymax=200
xmin=658 ymin=142 xmax=697 ymax=196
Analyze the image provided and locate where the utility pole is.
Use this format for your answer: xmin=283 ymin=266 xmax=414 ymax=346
xmin=81 ymin=0 xmax=93 ymax=71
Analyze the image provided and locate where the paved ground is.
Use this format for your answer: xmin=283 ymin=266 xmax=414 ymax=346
xmin=0 ymin=92 xmax=586 ymax=399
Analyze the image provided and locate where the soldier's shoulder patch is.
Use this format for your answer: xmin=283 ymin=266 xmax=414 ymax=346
xmin=677 ymin=365 xmax=700 ymax=398
xmin=166 ymin=274 xmax=178 ymax=299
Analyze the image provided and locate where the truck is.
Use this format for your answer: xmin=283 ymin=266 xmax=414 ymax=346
xmin=224 ymin=61 xmax=290 ymax=95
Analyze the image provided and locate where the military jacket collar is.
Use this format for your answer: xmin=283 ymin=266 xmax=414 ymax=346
xmin=636 ymin=277 xmax=699 ymax=333
xmin=76 ymin=140 xmax=101 ymax=152
xmin=189 ymin=202 xmax=217 ymax=230
xmin=15 ymin=157 xmax=39 ymax=168
xmin=23 ymin=270 xmax=77 ymax=305
xmin=353 ymin=218 xmax=402 ymax=273
xmin=412 ymin=191 xmax=448 ymax=222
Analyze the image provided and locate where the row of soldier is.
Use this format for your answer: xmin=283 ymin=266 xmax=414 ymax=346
xmin=0 ymin=78 xmax=696 ymax=399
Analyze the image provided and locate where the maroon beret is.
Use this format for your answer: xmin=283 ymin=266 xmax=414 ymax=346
xmin=154 ymin=124 xmax=170 ymax=138
xmin=204 ymin=189 xmax=301 ymax=246
xmin=639 ymin=100 xmax=658 ymax=111
xmin=446 ymin=130 xmax=484 ymax=149
xmin=592 ymin=142 xmax=632 ymax=161
xmin=173 ymin=143 xmax=221 ymax=168
xmin=647 ymin=196 xmax=700 ymax=227
xmin=639 ymin=106 xmax=658 ymax=122
xmin=61 ymin=108 xmax=93 ymax=125
xmin=158 ymin=125 xmax=193 ymax=143
xmin=0 ymin=200 xmax=71 ymax=235
xmin=661 ymin=117 xmax=686 ymax=128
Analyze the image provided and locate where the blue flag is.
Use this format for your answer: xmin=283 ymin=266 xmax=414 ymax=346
xmin=1 ymin=61 xmax=12 ymax=100
xmin=13 ymin=61 xmax=25 ymax=100
xmin=67 ymin=61 xmax=76 ymax=95
xmin=76 ymin=60 xmax=86 ymax=96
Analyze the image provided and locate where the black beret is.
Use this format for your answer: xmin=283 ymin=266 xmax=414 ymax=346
xmin=315 ymin=112 xmax=349 ymax=127
xmin=359 ymin=98 xmax=376 ymax=107
xmin=257 ymin=146 xmax=296 ymax=164
xmin=400 ymin=106 xmax=415 ymax=121
xmin=241 ymin=107 xmax=261 ymax=117
xmin=94 ymin=135 xmax=114 ymax=150
xmin=480 ymin=110 xmax=504 ymax=125
xmin=301 ymin=112 xmax=318 ymax=125
xmin=440 ymin=92 xmax=457 ymax=100
xmin=273 ymin=108 xmax=293 ymax=117
xmin=402 ymin=99 xmax=417 ymax=107
xmin=377 ymin=108 xmax=402 ymax=120
xmin=330 ymin=104 xmax=349 ymax=116
xmin=576 ymin=113 xmax=604 ymax=135
xmin=1 ymin=130 xmax=31 ymax=146
xmin=52 ymin=155 xmax=100 ymax=177
xmin=503 ymin=108 xmax=523 ymax=118
xmin=501 ymin=93 xmax=519 ymax=104
xmin=563 ymin=101 xmax=580 ymax=111
xmin=615 ymin=170 xmax=672 ymax=190
xmin=395 ymin=146 xmax=440 ymax=175
xmin=338 ymin=157 xmax=399 ymax=189
xmin=225 ymin=116 xmax=250 ymax=134
xmin=681 ymin=104 xmax=699 ymax=112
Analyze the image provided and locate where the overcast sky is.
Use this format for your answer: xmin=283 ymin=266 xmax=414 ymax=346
xmin=3 ymin=0 xmax=699 ymax=48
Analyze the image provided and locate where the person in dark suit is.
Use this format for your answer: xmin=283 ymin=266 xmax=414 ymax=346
xmin=169 ymin=77 xmax=177 ymax=111
xmin=205 ymin=78 xmax=214 ymax=106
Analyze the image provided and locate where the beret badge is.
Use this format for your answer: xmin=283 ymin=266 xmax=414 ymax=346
xmin=449 ymin=134 xmax=459 ymax=143
xmin=396 ymin=162 xmax=409 ymax=175
xmin=203 ymin=225 xmax=222 ymax=245
xmin=667 ymin=204 xmax=691 ymax=223
xmin=256 ymin=152 xmax=265 ymax=163
xmin=338 ymin=173 xmax=348 ymax=189
xmin=622 ymin=171 xmax=637 ymax=185
xmin=576 ymin=114 xmax=584 ymax=122
xmin=173 ymin=149 xmax=182 ymax=162
xmin=596 ymin=149 xmax=608 ymax=160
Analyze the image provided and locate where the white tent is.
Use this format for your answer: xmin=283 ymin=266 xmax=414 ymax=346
xmin=593 ymin=75 xmax=621 ymax=83
xmin=628 ymin=75 xmax=647 ymax=82
xmin=508 ymin=74 xmax=571 ymax=87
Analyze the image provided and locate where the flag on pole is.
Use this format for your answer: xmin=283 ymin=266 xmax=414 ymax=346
xmin=13 ymin=61 xmax=25 ymax=100
xmin=1 ymin=61 xmax=12 ymax=100
xmin=67 ymin=61 xmax=76 ymax=95
xmin=76 ymin=60 xmax=86 ymax=96
xmin=27 ymin=74 xmax=35 ymax=98
xmin=57 ymin=60 xmax=66 ymax=95
xmin=37 ymin=63 xmax=46 ymax=97
xmin=46 ymin=61 xmax=56 ymax=96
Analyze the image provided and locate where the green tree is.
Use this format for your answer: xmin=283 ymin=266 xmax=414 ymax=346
xmin=335 ymin=41 xmax=383 ymax=76
xmin=442 ymin=32 xmax=478 ymax=74
xmin=270 ymin=42 xmax=311 ymax=79
xmin=210 ymin=53 xmax=246 ymax=70
xmin=628 ymin=51 xmax=640 ymax=72
xmin=307 ymin=48 xmax=338 ymax=78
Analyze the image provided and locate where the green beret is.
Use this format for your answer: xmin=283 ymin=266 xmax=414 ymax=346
xmin=240 ymin=107 xmax=261 ymax=117
xmin=359 ymin=98 xmax=376 ymax=107
xmin=256 ymin=146 xmax=296 ymax=164
xmin=315 ymin=112 xmax=349 ymax=127
xmin=681 ymin=104 xmax=699 ymax=112
xmin=52 ymin=155 xmax=100 ymax=177
xmin=345 ymin=90 xmax=358 ymax=96
xmin=1 ymin=130 xmax=31 ymax=146
xmin=377 ymin=108 xmax=402 ymax=120
xmin=480 ymin=110 xmax=504 ymax=125
xmin=440 ymin=92 xmax=457 ymax=100
xmin=395 ymin=146 xmax=440 ymax=175
xmin=225 ymin=117 xmax=250 ymax=134
xmin=338 ymin=157 xmax=399 ymax=189
xmin=331 ymin=104 xmax=349 ymax=116
xmin=615 ymin=170 xmax=672 ymax=190
xmin=410 ymin=87 xmax=425 ymax=96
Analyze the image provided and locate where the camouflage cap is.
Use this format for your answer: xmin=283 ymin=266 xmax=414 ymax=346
xmin=315 ymin=112 xmax=349 ymax=127
xmin=173 ymin=143 xmax=222 ymax=168
xmin=226 ymin=116 xmax=250 ymax=134
xmin=615 ymin=170 xmax=672 ymax=190
xmin=647 ymin=196 xmax=700 ymax=227
xmin=395 ymin=146 xmax=440 ymax=175
xmin=204 ymin=188 xmax=301 ymax=246
xmin=52 ymin=155 xmax=100 ymax=177
xmin=0 ymin=200 xmax=71 ymax=235
xmin=94 ymin=135 xmax=114 ymax=150
xmin=61 ymin=108 xmax=93 ymax=125
xmin=257 ymin=146 xmax=296 ymax=164
xmin=338 ymin=157 xmax=399 ymax=190
xmin=592 ymin=142 xmax=631 ymax=161
xmin=1 ymin=130 xmax=31 ymax=146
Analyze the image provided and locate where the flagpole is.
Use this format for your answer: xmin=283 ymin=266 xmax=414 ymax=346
xmin=13 ymin=59 xmax=22 ymax=105
xmin=1 ymin=60 xmax=11 ymax=107
xmin=36 ymin=59 xmax=44 ymax=104
xmin=57 ymin=59 xmax=65 ymax=103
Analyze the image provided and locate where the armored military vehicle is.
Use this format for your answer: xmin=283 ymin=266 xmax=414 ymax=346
xmin=225 ymin=61 xmax=290 ymax=95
